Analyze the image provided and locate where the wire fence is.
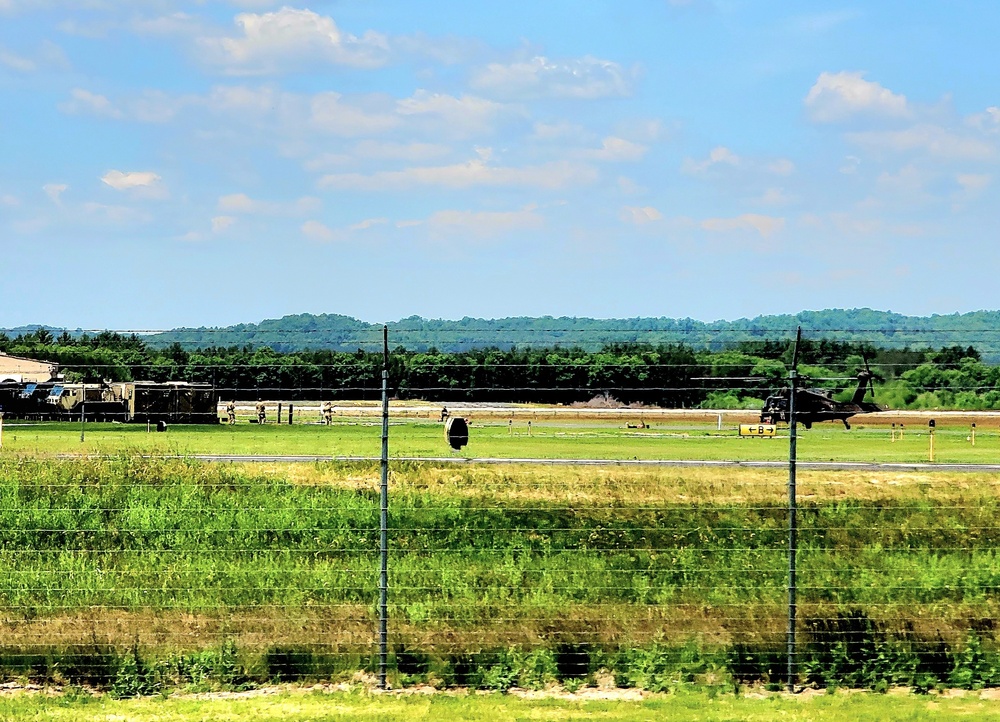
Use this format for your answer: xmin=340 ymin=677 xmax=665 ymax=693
xmin=0 ymin=328 xmax=998 ymax=693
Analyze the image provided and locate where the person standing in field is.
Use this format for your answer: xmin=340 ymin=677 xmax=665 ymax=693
xmin=226 ymin=401 xmax=236 ymax=425
xmin=256 ymin=402 xmax=266 ymax=424
xmin=322 ymin=401 xmax=333 ymax=425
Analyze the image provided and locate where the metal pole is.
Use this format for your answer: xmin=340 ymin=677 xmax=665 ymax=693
xmin=787 ymin=327 xmax=801 ymax=693
xmin=80 ymin=385 xmax=86 ymax=443
xmin=379 ymin=325 xmax=390 ymax=690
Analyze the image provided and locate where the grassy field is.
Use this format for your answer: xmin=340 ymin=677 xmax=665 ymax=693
xmin=0 ymin=416 xmax=994 ymax=463
xmin=0 ymin=457 xmax=998 ymax=693
xmin=4 ymin=687 xmax=1000 ymax=721
xmin=0 ymin=410 xmax=998 ymax=694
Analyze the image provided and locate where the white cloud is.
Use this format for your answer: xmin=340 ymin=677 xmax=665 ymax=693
xmin=303 ymin=154 xmax=357 ymax=172
xmin=301 ymin=219 xmax=337 ymax=242
xmin=130 ymin=12 xmax=200 ymax=36
xmin=620 ymin=206 xmax=663 ymax=225
xmin=614 ymin=118 xmax=666 ymax=143
xmin=61 ymin=87 xmax=194 ymax=123
xmin=42 ymin=183 xmax=67 ymax=205
xmin=393 ymin=32 xmax=486 ymax=65
xmin=530 ymin=121 xmax=592 ymax=143
xmin=767 ymin=159 xmax=795 ymax=175
xmin=217 ymin=193 xmax=256 ymax=213
xmin=207 ymin=84 xmax=281 ymax=114
xmin=131 ymin=90 xmax=193 ymax=123
xmin=578 ymin=136 xmax=648 ymax=162
xmin=81 ymin=202 xmax=150 ymax=225
xmin=211 ymin=215 xmax=236 ymax=232
xmin=318 ymin=159 xmax=598 ymax=191
xmin=395 ymin=90 xmax=512 ymax=135
xmin=875 ymin=164 xmax=932 ymax=197
xmin=617 ymin=176 xmax=644 ymax=195
xmin=1 ymin=193 xmax=19 ymax=207
xmin=957 ymin=173 xmax=991 ymax=192
xmin=759 ymin=188 xmax=791 ymax=205
xmin=58 ymin=83 xmax=508 ymax=143
xmin=471 ymin=55 xmax=633 ymax=99
xmin=0 ymin=40 xmax=67 ymax=72
xmin=309 ymin=91 xmax=399 ymax=136
xmin=805 ymin=71 xmax=910 ymax=123
xmin=423 ymin=204 xmax=544 ymax=238
xmin=349 ymin=217 xmax=388 ymax=231
xmin=59 ymin=88 xmax=123 ymax=118
xmin=62 ymin=11 xmax=206 ymax=39
xmin=840 ymin=155 xmax=862 ymax=174
xmin=951 ymin=173 xmax=992 ymax=208
xmin=101 ymin=170 xmax=166 ymax=198
xmin=967 ymin=106 xmax=1000 ymax=133
xmin=352 ymin=140 xmax=451 ymax=162
xmin=217 ymin=192 xmax=320 ymax=215
xmin=199 ymin=7 xmax=389 ymax=74
xmin=225 ymin=1 xmax=287 ymax=7
xmin=682 ymin=146 xmax=740 ymax=174
xmin=0 ymin=46 xmax=35 ymax=72
xmin=701 ymin=213 xmax=785 ymax=238
xmin=810 ymin=212 xmax=926 ymax=238
xmin=787 ymin=10 xmax=860 ymax=34
xmin=847 ymin=125 xmax=995 ymax=161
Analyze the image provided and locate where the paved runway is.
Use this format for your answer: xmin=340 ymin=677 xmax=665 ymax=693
xmin=163 ymin=454 xmax=1000 ymax=473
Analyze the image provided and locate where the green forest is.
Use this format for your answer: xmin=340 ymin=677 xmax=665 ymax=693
xmin=7 ymin=308 xmax=1000 ymax=358
xmin=1 ymin=328 xmax=995 ymax=410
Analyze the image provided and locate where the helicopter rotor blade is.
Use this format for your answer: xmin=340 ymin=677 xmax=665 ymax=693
xmin=862 ymin=356 xmax=875 ymax=399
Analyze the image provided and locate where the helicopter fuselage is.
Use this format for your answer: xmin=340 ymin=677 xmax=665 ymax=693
xmin=760 ymin=371 xmax=881 ymax=430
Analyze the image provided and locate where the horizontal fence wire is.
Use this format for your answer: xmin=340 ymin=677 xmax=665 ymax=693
xmin=0 ymin=330 xmax=998 ymax=691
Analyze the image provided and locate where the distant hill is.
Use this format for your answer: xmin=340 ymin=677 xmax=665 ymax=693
xmin=6 ymin=309 xmax=1000 ymax=358
xmin=135 ymin=309 xmax=1000 ymax=358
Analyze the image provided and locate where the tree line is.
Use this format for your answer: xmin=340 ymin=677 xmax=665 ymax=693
xmin=0 ymin=329 xmax=991 ymax=409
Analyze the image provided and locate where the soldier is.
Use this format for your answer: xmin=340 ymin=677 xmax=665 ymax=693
xmin=226 ymin=400 xmax=236 ymax=425
xmin=322 ymin=401 xmax=334 ymax=425
xmin=440 ymin=406 xmax=449 ymax=423
xmin=256 ymin=402 xmax=266 ymax=425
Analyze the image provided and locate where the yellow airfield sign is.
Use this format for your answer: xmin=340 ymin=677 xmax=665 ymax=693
xmin=739 ymin=423 xmax=777 ymax=437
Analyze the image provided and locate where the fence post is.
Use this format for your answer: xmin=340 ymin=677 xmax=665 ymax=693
xmin=379 ymin=326 xmax=390 ymax=689
xmin=787 ymin=327 xmax=801 ymax=693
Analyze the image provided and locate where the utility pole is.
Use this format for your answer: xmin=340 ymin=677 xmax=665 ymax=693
xmin=787 ymin=326 xmax=801 ymax=692
xmin=378 ymin=325 xmax=390 ymax=690
xmin=80 ymin=385 xmax=86 ymax=443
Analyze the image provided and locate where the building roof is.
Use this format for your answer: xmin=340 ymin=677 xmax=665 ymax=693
xmin=0 ymin=352 xmax=59 ymax=381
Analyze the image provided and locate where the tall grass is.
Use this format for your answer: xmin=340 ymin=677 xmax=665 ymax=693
xmin=0 ymin=457 xmax=998 ymax=689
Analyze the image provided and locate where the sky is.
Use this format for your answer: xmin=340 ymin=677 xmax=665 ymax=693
xmin=1 ymin=1 xmax=999 ymax=330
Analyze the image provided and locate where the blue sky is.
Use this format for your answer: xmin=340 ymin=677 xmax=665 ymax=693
xmin=2 ymin=1 xmax=999 ymax=330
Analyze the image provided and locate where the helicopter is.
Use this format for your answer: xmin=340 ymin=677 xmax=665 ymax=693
xmin=759 ymin=361 xmax=882 ymax=430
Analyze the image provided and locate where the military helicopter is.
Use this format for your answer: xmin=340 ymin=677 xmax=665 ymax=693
xmin=759 ymin=360 xmax=882 ymax=430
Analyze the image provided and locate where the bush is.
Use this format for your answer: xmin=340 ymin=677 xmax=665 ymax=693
xmin=949 ymin=632 xmax=1000 ymax=690
xmin=110 ymin=647 xmax=158 ymax=699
